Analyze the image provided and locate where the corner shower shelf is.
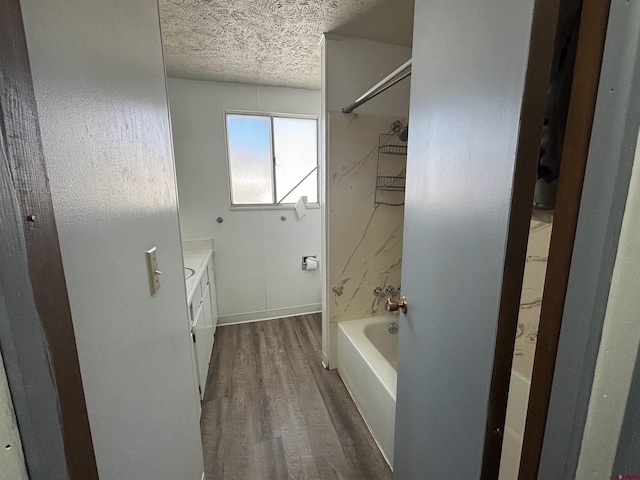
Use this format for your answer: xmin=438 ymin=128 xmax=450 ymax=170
xmin=375 ymin=134 xmax=407 ymax=206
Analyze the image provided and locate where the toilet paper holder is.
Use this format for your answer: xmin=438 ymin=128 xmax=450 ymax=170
xmin=302 ymin=256 xmax=318 ymax=271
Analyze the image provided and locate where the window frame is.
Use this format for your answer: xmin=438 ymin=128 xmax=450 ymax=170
xmin=223 ymin=110 xmax=320 ymax=210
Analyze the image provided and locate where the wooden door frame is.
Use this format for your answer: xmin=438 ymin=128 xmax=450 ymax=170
xmin=535 ymin=0 xmax=640 ymax=475
xmin=518 ymin=1 xmax=611 ymax=477
xmin=0 ymin=1 xmax=98 ymax=478
xmin=481 ymin=0 xmax=611 ymax=477
xmin=480 ymin=0 xmax=562 ymax=475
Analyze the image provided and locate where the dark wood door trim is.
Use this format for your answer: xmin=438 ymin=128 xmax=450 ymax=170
xmin=480 ymin=0 xmax=562 ymax=476
xmin=0 ymin=0 xmax=99 ymax=478
xmin=518 ymin=0 xmax=611 ymax=478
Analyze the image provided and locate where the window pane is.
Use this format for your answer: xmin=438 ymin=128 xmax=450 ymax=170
xmin=226 ymin=115 xmax=273 ymax=204
xmin=279 ymin=173 xmax=318 ymax=204
xmin=273 ymin=117 xmax=318 ymax=203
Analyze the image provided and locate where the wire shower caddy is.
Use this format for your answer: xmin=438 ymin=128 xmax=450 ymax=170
xmin=375 ymin=133 xmax=407 ymax=206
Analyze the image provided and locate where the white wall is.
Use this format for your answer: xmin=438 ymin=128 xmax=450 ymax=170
xmin=323 ymin=34 xmax=412 ymax=117
xmin=540 ymin=1 xmax=640 ymax=475
xmin=575 ymin=129 xmax=640 ymax=479
xmin=322 ymin=35 xmax=411 ymax=366
xmin=167 ymin=79 xmax=322 ymax=324
xmin=20 ymin=1 xmax=204 ymax=478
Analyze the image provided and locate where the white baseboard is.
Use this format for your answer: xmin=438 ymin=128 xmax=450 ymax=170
xmin=217 ymin=304 xmax=321 ymax=326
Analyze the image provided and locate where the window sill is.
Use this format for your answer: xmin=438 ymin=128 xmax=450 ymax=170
xmin=229 ymin=203 xmax=321 ymax=211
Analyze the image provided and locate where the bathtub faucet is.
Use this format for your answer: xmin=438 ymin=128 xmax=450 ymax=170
xmin=373 ymin=285 xmax=401 ymax=299
xmin=384 ymin=285 xmax=400 ymax=298
xmin=373 ymin=286 xmax=386 ymax=298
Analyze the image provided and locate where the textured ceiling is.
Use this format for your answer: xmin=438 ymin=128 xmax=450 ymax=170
xmin=159 ymin=0 xmax=414 ymax=90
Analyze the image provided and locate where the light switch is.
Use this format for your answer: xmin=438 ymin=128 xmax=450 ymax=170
xmin=145 ymin=246 xmax=161 ymax=295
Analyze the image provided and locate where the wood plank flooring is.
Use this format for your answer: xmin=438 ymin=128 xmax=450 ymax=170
xmin=201 ymin=314 xmax=392 ymax=480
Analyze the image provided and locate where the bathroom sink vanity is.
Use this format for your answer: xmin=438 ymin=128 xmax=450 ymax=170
xmin=183 ymin=241 xmax=218 ymax=401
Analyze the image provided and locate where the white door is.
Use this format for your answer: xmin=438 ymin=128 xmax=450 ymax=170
xmin=394 ymin=0 xmax=547 ymax=477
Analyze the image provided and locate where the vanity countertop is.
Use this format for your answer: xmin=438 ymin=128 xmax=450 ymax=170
xmin=183 ymin=242 xmax=213 ymax=305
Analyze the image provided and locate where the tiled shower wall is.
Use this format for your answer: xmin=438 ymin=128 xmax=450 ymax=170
xmin=514 ymin=212 xmax=553 ymax=378
xmin=327 ymin=112 xmax=407 ymax=330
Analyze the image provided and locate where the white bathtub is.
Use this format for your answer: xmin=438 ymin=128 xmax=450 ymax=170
xmin=337 ymin=315 xmax=399 ymax=468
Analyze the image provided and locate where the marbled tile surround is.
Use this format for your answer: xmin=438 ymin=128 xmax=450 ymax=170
xmin=328 ymin=112 xmax=407 ymax=325
xmin=512 ymin=211 xmax=553 ymax=378
xmin=327 ymin=109 xmax=552 ymax=372
xmin=500 ymin=211 xmax=553 ymax=479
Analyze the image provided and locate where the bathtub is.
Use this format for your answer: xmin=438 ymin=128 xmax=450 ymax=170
xmin=337 ymin=315 xmax=399 ymax=468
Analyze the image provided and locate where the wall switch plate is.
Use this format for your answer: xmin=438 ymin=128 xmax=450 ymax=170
xmin=145 ymin=246 xmax=161 ymax=295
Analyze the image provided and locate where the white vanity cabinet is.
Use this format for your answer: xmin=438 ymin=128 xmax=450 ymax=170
xmin=192 ymin=291 xmax=214 ymax=399
xmin=184 ymin=247 xmax=218 ymax=401
xmin=206 ymin=255 xmax=218 ymax=334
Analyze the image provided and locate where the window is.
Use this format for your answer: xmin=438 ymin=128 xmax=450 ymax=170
xmin=225 ymin=112 xmax=318 ymax=206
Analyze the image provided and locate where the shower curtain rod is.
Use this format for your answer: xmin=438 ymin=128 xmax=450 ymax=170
xmin=341 ymin=59 xmax=412 ymax=114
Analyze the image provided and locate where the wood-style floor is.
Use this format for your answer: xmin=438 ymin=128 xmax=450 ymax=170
xmin=201 ymin=314 xmax=392 ymax=480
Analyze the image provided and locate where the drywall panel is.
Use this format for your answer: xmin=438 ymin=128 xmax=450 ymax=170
xmin=323 ymin=35 xmax=411 ymax=117
xmin=167 ymin=79 xmax=321 ymax=321
xmin=575 ymin=129 xmax=640 ymax=479
xmin=613 ymin=348 xmax=640 ymax=474
xmin=210 ymin=209 xmax=268 ymax=316
xmin=168 ymin=81 xmax=266 ymax=316
xmin=263 ymin=209 xmax=321 ymax=310
xmin=20 ymin=0 xmax=204 ymax=478
xmin=540 ymin=1 xmax=640 ymax=476
xmin=330 ymin=0 xmax=415 ymax=47
xmin=257 ymin=85 xmax=322 ymax=115
xmin=168 ymin=80 xmax=257 ymax=240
